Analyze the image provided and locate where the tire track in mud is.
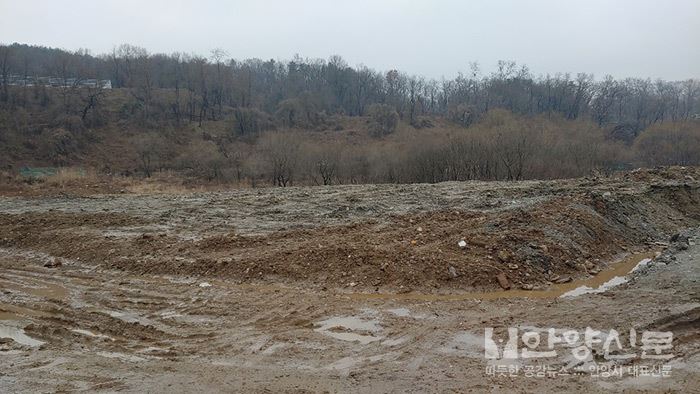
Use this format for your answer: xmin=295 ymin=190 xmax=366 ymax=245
xmin=1 ymin=168 xmax=699 ymax=392
xmin=0 ymin=245 xmax=474 ymax=374
xmin=0 ymin=249 xmax=220 ymax=359
xmin=1 ymin=239 xmax=699 ymax=392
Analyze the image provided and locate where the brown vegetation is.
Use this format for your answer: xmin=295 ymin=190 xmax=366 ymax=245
xmin=1 ymin=43 xmax=699 ymax=187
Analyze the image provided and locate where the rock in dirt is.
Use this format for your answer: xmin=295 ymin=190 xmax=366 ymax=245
xmin=497 ymin=250 xmax=510 ymax=262
xmin=496 ymin=273 xmax=511 ymax=290
xmin=43 ymin=258 xmax=62 ymax=268
xmin=457 ymin=240 xmax=467 ymax=249
xmin=554 ymin=276 xmax=572 ymax=284
xmin=670 ymin=233 xmax=690 ymax=250
xmin=448 ymin=266 xmax=459 ymax=278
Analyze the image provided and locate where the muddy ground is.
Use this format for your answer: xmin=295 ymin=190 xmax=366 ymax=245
xmin=0 ymin=167 xmax=698 ymax=392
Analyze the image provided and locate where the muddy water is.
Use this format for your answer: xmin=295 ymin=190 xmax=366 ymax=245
xmin=0 ymin=278 xmax=69 ymax=300
xmin=0 ymin=310 xmax=19 ymax=320
xmin=0 ymin=325 xmax=45 ymax=347
xmin=350 ymin=251 xmax=659 ymax=301
xmin=0 ymin=275 xmax=70 ymax=320
xmin=0 ymin=303 xmax=55 ymax=321
xmin=314 ymin=316 xmax=384 ymax=344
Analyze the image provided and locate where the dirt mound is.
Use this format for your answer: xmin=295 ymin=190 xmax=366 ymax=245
xmin=167 ymin=184 xmax=695 ymax=291
xmin=0 ymin=169 xmax=697 ymax=292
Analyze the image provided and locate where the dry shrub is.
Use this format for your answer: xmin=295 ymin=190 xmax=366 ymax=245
xmin=44 ymin=167 xmax=98 ymax=187
xmin=124 ymin=176 xmax=205 ymax=195
xmin=175 ymin=140 xmax=226 ymax=181
xmin=30 ymin=110 xmax=695 ymax=189
xmin=357 ymin=109 xmax=621 ymax=183
xmin=367 ymin=103 xmax=399 ymax=137
xmin=38 ymin=128 xmax=79 ymax=165
xmin=231 ymin=107 xmax=274 ymax=136
xmin=634 ymin=122 xmax=700 ymax=166
xmin=0 ymin=169 xmax=16 ymax=185
xmin=258 ymin=131 xmax=302 ymax=186
xmin=301 ymin=140 xmax=344 ymax=185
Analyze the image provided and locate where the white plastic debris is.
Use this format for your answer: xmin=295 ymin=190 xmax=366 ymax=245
xmin=199 ymin=282 xmax=212 ymax=288
xmin=458 ymin=240 xmax=467 ymax=249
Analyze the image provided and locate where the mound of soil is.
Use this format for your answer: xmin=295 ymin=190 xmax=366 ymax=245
xmin=0 ymin=167 xmax=698 ymax=292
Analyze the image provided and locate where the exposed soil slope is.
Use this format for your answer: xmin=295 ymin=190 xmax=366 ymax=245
xmin=0 ymin=167 xmax=698 ymax=292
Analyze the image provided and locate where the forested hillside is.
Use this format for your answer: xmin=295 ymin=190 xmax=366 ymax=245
xmin=1 ymin=43 xmax=699 ymax=186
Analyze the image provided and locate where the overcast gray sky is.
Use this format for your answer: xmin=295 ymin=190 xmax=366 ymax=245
xmin=1 ymin=0 xmax=698 ymax=80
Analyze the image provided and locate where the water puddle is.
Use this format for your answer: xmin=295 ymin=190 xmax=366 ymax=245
xmin=386 ymin=308 xmax=411 ymax=317
xmin=159 ymin=310 xmax=183 ymax=319
xmin=561 ymin=256 xmax=656 ymax=297
xmin=0 ymin=277 xmax=69 ymax=300
xmin=350 ymin=252 xmax=658 ymax=301
xmin=0 ymin=325 xmax=45 ymax=347
xmin=100 ymin=225 xmax=170 ymax=239
xmin=0 ymin=247 xmax=82 ymax=269
xmin=381 ymin=336 xmax=410 ymax=347
xmin=0 ymin=311 xmax=19 ymax=321
xmin=71 ymin=329 xmax=115 ymax=341
xmin=98 ymin=309 xmax=155 ymax=326
xmin=0 ymin=303 xmax=53 ymax=320
xmin=385 ymin=307 xmax=430 ymax=319
xmin=0 ymin=350 xmax=24 ymax=355
xmin=440 ymin=331 xmax=485 ymax=357
xmin=314 ymin=316 xmax=383 ymax=344
xmin=96 ymin=351 xmax=146 ymax=363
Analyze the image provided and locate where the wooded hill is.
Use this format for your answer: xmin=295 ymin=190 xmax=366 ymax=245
xmin=1 ymin=43 xmax=698 ymax=186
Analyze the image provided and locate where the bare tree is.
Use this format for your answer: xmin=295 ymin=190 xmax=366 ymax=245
xmin=260 ymin=132 xmax=301 ymax=186
xmin=0 ymin=45 xmax=11 ymax=102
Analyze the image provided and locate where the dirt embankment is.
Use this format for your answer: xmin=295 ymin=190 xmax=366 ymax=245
xmin=0 ymin=167 xmax=699 ymax=393
xmin=0 ymin=167 xmax=698 ymax=292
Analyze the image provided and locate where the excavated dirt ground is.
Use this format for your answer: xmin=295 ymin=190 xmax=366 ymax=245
xmin=0 ymin=167 xmax=699 ymax=392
